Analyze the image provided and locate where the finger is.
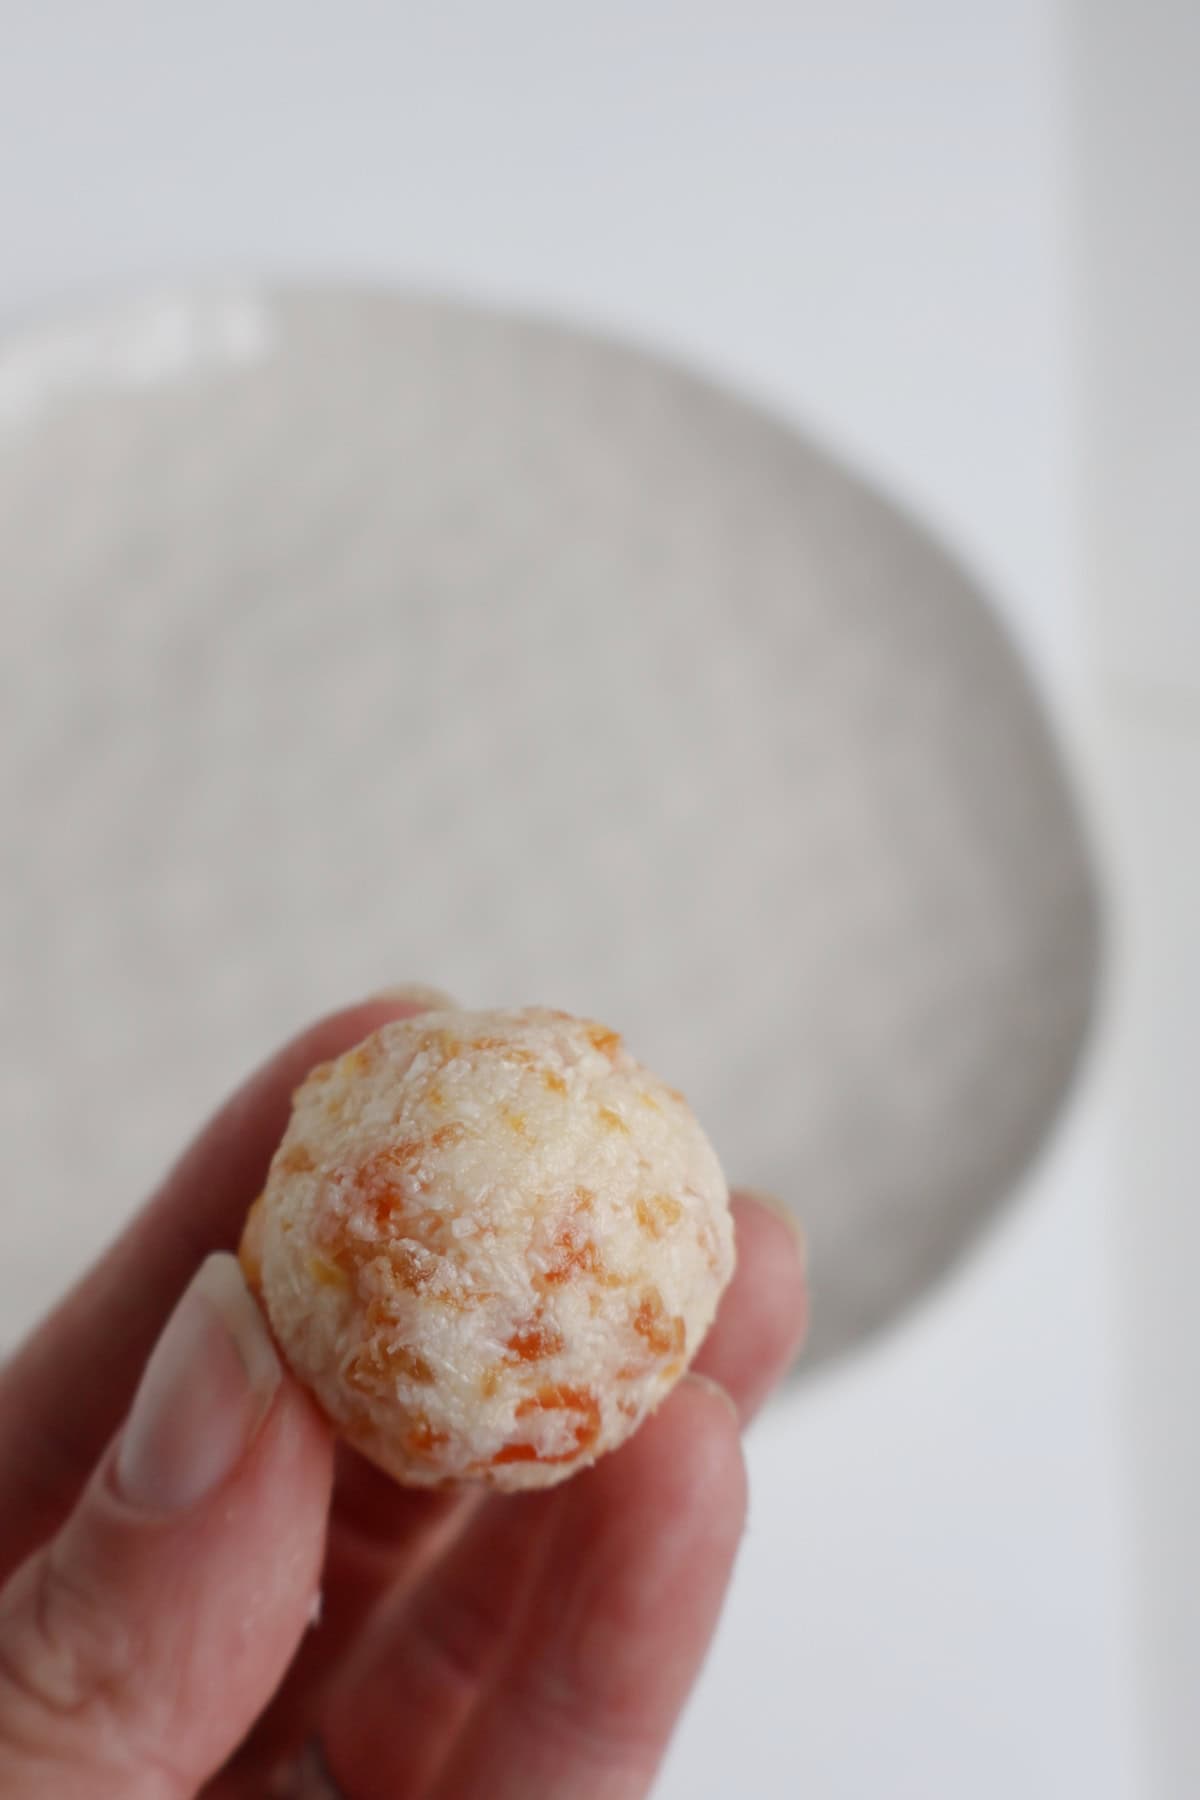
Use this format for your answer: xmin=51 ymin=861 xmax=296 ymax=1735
xmin=321 ymin=1449 xmax=474 ymax=1645
xmin=0 ymin=1255 xmax=334 ymax=1799
xmin=428 ymin=1376 xmax=746 ymax=1800
xmin=224 ymin=1461 xmax=475 ymax=1789
xmin=692 ymin=1190 xmax=807 ymax=1422
xmin=309 ymin=1490 xmax=560 ymax=1800
xmin=305 ymin=1187 xmax=805 ymax=1797
xmin=0 ymin=989 xmax=449 ymax=1578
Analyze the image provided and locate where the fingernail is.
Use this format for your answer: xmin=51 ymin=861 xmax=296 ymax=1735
xmin=739 ymin=1188 xmax=806 ymax=1270
xmin=368 ymin=983 xmax=458 ymax=1012
xmin=683 ymin=1370 xmax=740 ymax=1420
xmin=116 ymin=1253 xmax=281 ymax=1513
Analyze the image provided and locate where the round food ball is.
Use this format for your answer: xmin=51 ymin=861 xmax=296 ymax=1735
xmin=240 ymin=1006 xmax=735 ymax=1490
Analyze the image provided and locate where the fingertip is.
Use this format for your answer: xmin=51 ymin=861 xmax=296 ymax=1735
xmin=735 ymin=1188 xmax=806 ymax=1270
xmin=305 ymin=986 xmax=459 ymax=1058
xmin=692 ymin=1192 xmax=808 ymax=1422
xmin=583 ymin=1370 xmax=748 ymax=1550
xmin=681 ymin=1368 xmax=739 ymax=1420
xmin=732 ymin=1191 xmax=809 ymax=1364
xmin=363 ymin=983 xmax=459 ymax=1012
xmin=660 ymin=1375 xmax=749 ymax=1535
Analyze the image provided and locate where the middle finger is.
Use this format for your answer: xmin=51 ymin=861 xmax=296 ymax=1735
xmin=306 ymin=1188 xmax=806 ymax=1799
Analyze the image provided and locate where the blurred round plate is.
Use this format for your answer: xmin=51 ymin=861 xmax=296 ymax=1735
xmin=0 ymin=287 xmax=1100 ymax=1368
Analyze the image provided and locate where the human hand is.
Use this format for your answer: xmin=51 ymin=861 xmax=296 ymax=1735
xmin=0 ymin=997 xmax=806 ymax=1798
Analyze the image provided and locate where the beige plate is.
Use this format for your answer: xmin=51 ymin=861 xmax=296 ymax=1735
xmin=0 ymin=287 xmax=1100 ymax=1370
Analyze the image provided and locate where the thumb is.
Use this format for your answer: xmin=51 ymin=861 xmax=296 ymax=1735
xmin=0 ymin=1254 xmax=334 ymax=1799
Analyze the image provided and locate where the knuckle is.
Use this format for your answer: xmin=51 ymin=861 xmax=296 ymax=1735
xmin=408 ymin=1576 xmax=510 ymax=1700
xmin=507 ymin=1672 xmax=657 ymax=1786
xmin=0 ymin=1542 xmax=140 ymax=1752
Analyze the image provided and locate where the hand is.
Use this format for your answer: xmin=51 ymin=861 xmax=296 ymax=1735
xmin=0 ymin=998 xmax=806 ymax=1799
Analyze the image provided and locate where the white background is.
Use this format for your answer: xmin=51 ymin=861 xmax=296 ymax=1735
xmin=1073 ymin=5 xmax=1200 ymax=1794
xmin=5 ymin=3 xmax=1191 ymax=1794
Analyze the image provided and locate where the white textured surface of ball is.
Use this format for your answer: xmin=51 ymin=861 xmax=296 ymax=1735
xmin=242 ymin=1007 xmax=734 ymax=1489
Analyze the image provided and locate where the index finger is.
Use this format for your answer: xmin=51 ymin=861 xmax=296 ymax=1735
xmin=0 ymin=995 xmax=432 ymax=1577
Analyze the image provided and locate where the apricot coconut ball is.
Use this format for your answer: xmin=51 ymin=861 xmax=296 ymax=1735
xmin=239 ymin=1006 xmax=735 ymax=1490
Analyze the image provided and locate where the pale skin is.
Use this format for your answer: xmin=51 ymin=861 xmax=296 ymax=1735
xmin=0 ymin=997 xmax=807 ymax=1799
